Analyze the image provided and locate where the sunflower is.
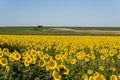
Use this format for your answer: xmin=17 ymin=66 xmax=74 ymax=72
xmin=110 ymin=75 xmax=118 ymax=80
xmin=70 ymin=58 xmax=77 ymax=64
xmin=58 ymin=64 xmax=69 ymax=75
xmin=24 ymin=61 xmax=30 ymax=67
xmin=87 ymin=69 xmax=93 ymax=75
xmin=100 ymin=55 xmax=106 ymax=60
xmin=94 ymin=74 xmax=106 ymax=80
xmin=93 ymin=72 xmax=99 ymax=77
xmin=52 ymin=70 xmax=61 ymax=80
xmin=47 ymin=59 xmax=57 ymax=70
xmin=89 ymin=76 xmax=94 ymax=80
xmin=91 ymin=54 xmax=96 ymax=60
xmin=0 ymin=51 xmax=3 ymax=57
xmin=6 ymin=65 xmax=10 ymax=72
xmin=38 ymin=52 xmax=45 ymax=59
xmin=3 ymin=48 xmax=9 ymax=53
xmin=30 ymin=58 xmax=36 ymax=64
xmin=44 ymin=53 xmax=49 ymax=59
xmin=38 ymin=59 xmax=46 ymax=67
xmin=25 ymin=56 xmax=32 ymax=63
xmin=117 ymin=54 xmax=120 ymax=59
xmin=32 ymin=55 xmax=37 ymax=60
xmin=30 ymin=50 xmax=37 ymax=56
xmin=82 ymin=74 xmax=88 ymax=80
xmin=13 ymin=53 xmax=21 ymax=61
xmin=99 ymin=66 xmax=105 ymax=71
xmin=9 ymin=55 xmax=15 ymax=62
xmin=110 ymin=67 xmax=116 ymax=72
xmin=55 ymin=54 xmax=61 ymax=60
xmin=118 ymin=75 xmax=120 ymax=80
xmin=0 ymin=58 xmax=8 ymax=67
xmin=85 ymin=58 xmax=89 ymax=62
xmin=109 ymin=50 xmax=115 ymax=57
xmin=34 ymin=77 xmax=40 ymax=80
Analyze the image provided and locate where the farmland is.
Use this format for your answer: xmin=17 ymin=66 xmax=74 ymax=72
xmin=0 ymin=27 xmax=120 ymax=35
xmin=0 ymin=35 xmax=120 ymax=80
xmin=0 ymin=27 xmax=120 ymax=80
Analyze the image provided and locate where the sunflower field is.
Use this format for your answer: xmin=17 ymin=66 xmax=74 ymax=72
xmin=0 ymin=35 xmax=120 ymax=80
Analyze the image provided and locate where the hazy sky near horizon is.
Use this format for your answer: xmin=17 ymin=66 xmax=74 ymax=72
xmin=0 ymin=0 xmax=120 ymax=26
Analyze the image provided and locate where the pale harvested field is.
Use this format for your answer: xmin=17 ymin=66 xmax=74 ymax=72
xmin=52 ymin=28 xmax=120 ymax=34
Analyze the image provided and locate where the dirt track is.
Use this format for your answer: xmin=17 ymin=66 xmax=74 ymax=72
xmin=52 ymin=28 xmax=120 ymax=34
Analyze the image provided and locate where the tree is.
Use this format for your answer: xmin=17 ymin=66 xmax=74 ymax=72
xmin=37 ymin=25 xmax=43 ymax=28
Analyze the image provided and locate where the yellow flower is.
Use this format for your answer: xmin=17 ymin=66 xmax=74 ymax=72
xmin=0 ymin=51 xmax=3 ymax=57
xmin=14 ymin=53 xmax=21 ymax=61
xmin=76 ymin=53 xmax=85 ymax=60
xmin=38 ymin=59 xmax=46 ymax=67
xmin=6 ymin=65 xmax=10 ymax=72
xmin=24 ymin=61 xmax=30 ymax=67
xmin=44 ymin=53 xmax=49 ymax=59
xmin=109 ymin=51 xmax=115 ymax=57
xmin=30 ymin=50 xmax=37 ymax=56
xmin=30 ymin=59 xmax=36 ymax=64
xmin=3 ymin=48 xmax=9 ymax=53
xmin=117 ymin=54 xmax=120 ymax=59
xmin=82 ymin=74 xmax=88 ymax=80
xmin=94 ymin=74 xmax=106 ymax=80
xmin=91 ymin=54 xmax=96 ymax=60
xmin=70 ymin=58 xmax=77 ymax=64
xmin=100 ymin=55 xmax=106 ymax=60
xmin=25 ymin=56 xmax=32 ymax=63
xmin=111 ymin=59 xmax=115 ymax=63
xmin=110 ymin=75 xmax=118 ymax=80
xmin=58 ymin=64 xmax=69 ymax=75
xmin=38 ymin=52 xmax=45 ymax=59
xmin=118 ymin=75 xmax=120 ymax=79
xmin=85 ymin=58 xmax=89 ymax=62
xmin=110 ymin=67 xmax=116 ymax=72
xmin=87 ymin=69 xmax=93 ymax=75
xmin=34 ymin=77 xmax=40 ymax=80
xmin=0 ymin=58 xmax=8 ymax=67
xmin=55 ymin=54 xmax=61 ymax=60
xmin=9 ymin=55 xmax=15 ymax=62
xmin=32 ymin=55 xmax=37 ymax=60
xmin=93 ymin=72 xmax=99 ymax=77
xmin=47 ymin=59 xmax=57 ymax=70
xmin=52 ymin=70 xmax=61 ymax=80
xmin=99 ymin=66 xmax=105 ymax=71
xmin=89 ymin=76 xmax=94 ymax=80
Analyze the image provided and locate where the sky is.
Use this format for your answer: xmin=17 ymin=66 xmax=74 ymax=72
xmin=0 ymin=0 xmax=120 ymax=27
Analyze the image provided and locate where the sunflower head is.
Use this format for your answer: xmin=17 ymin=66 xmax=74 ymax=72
xmin=58 ymin=64 xmax=69 ymax=75
xmin=110 ymin=75 xmax=118 ymax=80
xmin=52 ymin=70 xmax=61 ymax=80
xmin=87 ymin=69 xmax=93 ymax=75
xmin=38 ymin=59 xmax=46 ymax=67
xmin=89 ymin=76 xmax=94 ymax=80
xmin=24 ymin=61 xmax=30 ymax=67
xmin=47 ymin=59 xmax=57 ymax=70
xmin=0 ymin=51 xmax=3 ymax=57
xmin=14 ymin=53 xmax=21 ymax=61
xmin=6 ymin=65 xmax=10 ymax=72
xmin=0 ymin=58 xmax=8 ymax=67
xmin=34 ymin=77 xmax=40 ymax=80
xmin=95 ymin=74 xmax=106 ymax=80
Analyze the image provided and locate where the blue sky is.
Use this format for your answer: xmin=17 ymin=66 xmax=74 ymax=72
xmin=0 ymin=0 xmax=120 ymax=26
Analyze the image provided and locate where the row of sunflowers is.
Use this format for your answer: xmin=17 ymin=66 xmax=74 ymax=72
xmin=0 ymin=35 xmax=120 ymax=80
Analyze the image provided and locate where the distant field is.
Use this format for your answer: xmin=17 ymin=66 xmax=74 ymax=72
xmin=0 ymin=26 xmax=120 ymax=35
